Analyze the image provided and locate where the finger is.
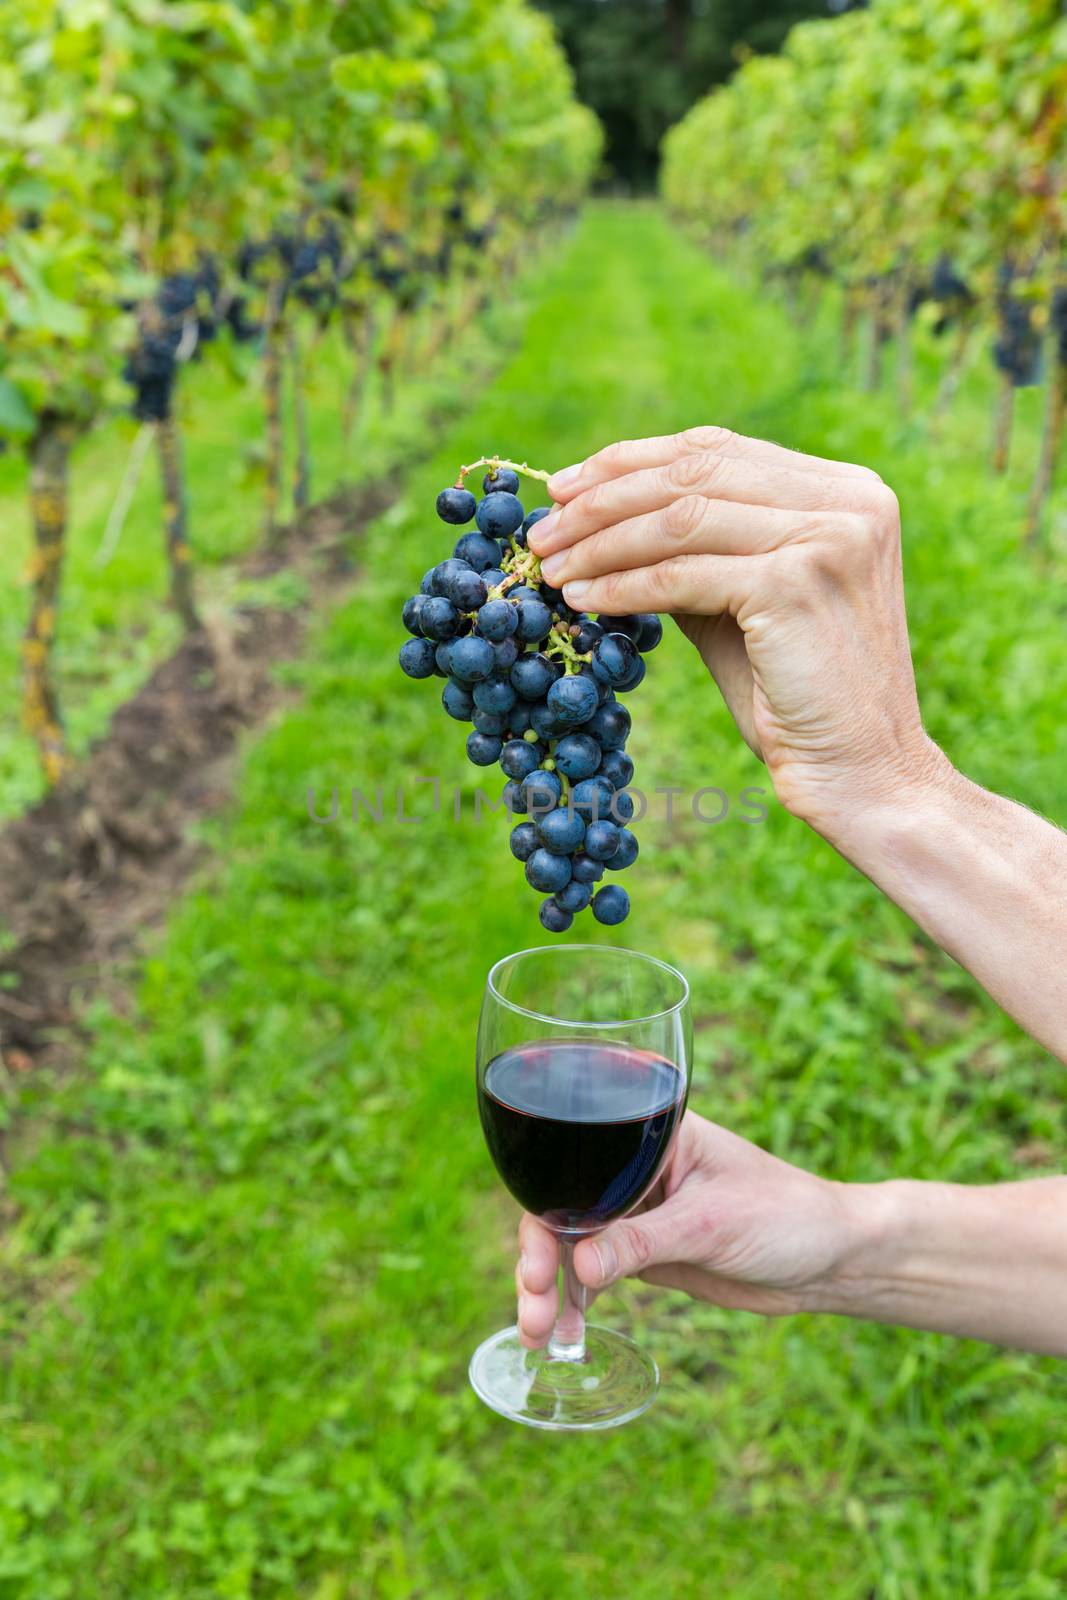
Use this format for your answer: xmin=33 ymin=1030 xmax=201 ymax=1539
xmin=573 ymin=1201 xmax=706 ymax=1289
xmin=514 ymin=1252 xmax=558 ymax=1348
xmin=546 ymin=426 xmax=879 ymax=504
xmin=560 ymin=553 xmax=773 ymax=620
xmin=532 ymin=451 xmax=880 ymax=559
xmin=518 ymin=1213 xmax=559 ymax=1294
xmin=539 ymin=499 xmax=845 ymax=587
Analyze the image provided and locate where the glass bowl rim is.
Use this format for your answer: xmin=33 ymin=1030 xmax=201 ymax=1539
xmin=486 ymin=943 xmax=690 ymax=1030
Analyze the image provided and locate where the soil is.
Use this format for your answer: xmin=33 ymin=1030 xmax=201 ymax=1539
xmin=0 ymin=482 xmax=391 ymax=1065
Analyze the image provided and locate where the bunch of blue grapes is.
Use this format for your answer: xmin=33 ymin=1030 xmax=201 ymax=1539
xmin=399 ymin=462 xmax=661 ymax=933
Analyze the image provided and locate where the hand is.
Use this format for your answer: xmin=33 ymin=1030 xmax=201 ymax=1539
xmin=516 ymin=1111 xmax=854 ymax=1348
xmin=529 ymin=427 xmax=948 ymax=835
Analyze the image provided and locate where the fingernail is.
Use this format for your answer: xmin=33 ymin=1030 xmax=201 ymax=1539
xmin=547 ymin=463 xmax=582 ymax=494
xmin=593 ymin=1238 xmax=617 ymax=1283
xmin=519 ymin=1249 xmax=529 ymax=1286
xmin=527 ymin=510 xmax=559 ymax=551
xmin=539 ymin=552 xmax=566 ymax=582
xmin=562 ymin=579 xmax=590 ymax=602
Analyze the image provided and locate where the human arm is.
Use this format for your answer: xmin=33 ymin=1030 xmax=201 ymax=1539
xmin=516 ymin=1112 xmax=1067 ymax=1358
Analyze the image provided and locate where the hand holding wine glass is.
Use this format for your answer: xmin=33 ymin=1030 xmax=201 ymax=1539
xmin=516 ymin=1111 xmax=855 ymax=1346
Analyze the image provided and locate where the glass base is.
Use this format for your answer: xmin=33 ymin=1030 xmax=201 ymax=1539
xmin=469 ymin=1324 xmax=659 ymax=1431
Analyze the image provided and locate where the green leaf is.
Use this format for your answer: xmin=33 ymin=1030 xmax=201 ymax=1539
xmin=0 ymin=376 xmax=34 ymax=438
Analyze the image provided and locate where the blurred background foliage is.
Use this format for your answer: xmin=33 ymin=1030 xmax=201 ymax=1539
xmin=533 ymin=0 xmax=830 ymax=185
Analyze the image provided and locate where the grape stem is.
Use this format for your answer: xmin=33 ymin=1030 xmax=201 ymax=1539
xmin=455 ymin=453 xmax=554 ymax=487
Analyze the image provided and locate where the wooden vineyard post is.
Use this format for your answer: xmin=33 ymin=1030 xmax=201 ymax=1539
xmin=895 ymin=282 xmax=915 ymax=418
xmin=1025 ymin=350 xmax=1067 ymax=546
xmin=341 ymin=306 xmax=373 ymax=445
xmin=22 ymin=420 xmax=75 ymax=787
xmin=263 ymin=281 xmax=286 ymax=543
xmin=288 ymin=323 xmax=310 ymax=514
xmin=991 ymin=370 xmax=1015 ymax=474
xmin=157 ymin=414 xmax=200 ymax=630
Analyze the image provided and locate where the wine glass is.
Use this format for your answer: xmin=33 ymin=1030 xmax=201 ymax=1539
xmin=469 ymin=944 xmax=692 ymax=1431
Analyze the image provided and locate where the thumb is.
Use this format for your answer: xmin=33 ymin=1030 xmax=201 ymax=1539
xmin=574 ymin=1203 xmax=691 ymax=1289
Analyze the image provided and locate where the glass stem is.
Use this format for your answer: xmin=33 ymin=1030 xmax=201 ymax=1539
xmin=547 ymin=1236 xmax=587 ymax=1362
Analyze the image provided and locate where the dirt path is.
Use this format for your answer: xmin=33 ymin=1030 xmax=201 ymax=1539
xmin=0 ymin=483 xmax=390 ymax=1065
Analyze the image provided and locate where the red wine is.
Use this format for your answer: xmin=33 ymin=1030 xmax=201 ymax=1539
xmin=478 ymin=1040 xmax=687 ymax=1233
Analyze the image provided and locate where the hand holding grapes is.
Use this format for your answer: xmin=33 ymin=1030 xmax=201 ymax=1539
xmin=516 ymin=1111 xmax=851 ymax=1347
xmin=529 ymin=426 xmax=948 ymax=840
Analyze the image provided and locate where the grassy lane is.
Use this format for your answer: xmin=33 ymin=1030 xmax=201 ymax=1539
xmin=2 ymin=203 xmax=1066 ymax=1598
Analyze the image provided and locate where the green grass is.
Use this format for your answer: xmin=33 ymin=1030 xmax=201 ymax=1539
xmin=2 ymin=202 xmax=1067 ymax=1599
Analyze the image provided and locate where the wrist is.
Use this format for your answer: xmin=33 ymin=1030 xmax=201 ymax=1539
xmin=797 ymin=735 xmax=960 ymax=862
xmin=806 ymin=1179 xmax=915 ymax=1318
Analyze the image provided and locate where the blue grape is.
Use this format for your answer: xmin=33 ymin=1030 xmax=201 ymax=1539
xmin=615 ymin=656 xmax=647 ymax=694
xmin=448 ymin=635 xmax=496 ymax=683
xmin=473 ymin=708 xmax=508 ymax=735
xmin=399 ymin=638 xmax=436 ymax=678
xmin=436 ymin=486 xmax=478 ymax=525
xmin=515 ymin=597 xmax=553 ymax=643
xmin=421 ymin=597 xmax=460 ymax=640
xmin=609 ymin=789 xmax=635 ymax=823
xmin=591 ymin=632 xmax=640 ymax=686
xmin=597 ymin=749 xmax=635 ymax=789
xmin=530 ymin=701 xmax=568 ymax=741
xmin=584 ymin=819 xmax=621 ymax=861
xmin=419 ymin=568 xmax=436 ymax=596
xmin=520 ymin=769 xmax=563 ymax=814
xmin=571 ymin=776 xmax=615 ymax=819
xmin=503 ymin=779 xmax=528 ymax=814
xmin=592 ymin=884 xmax=630 ymax=925
xmin=492 ymin=637 xmax=520 ymax=673
xmin=570 ymin=852 xmax=605 ymax=885
xmin=587 ymin=701 xmax=631 ymax=750
xmin=511 ymin=653 xmax=556 ymax=700
xmin=554 ymin=733 xmax=601 ymax=781
xmin=442 ymin=679 xmax=475 ymax=721
xmin=537 ymin=807 xmax=586 ymax=853
xmin=446 ymin=568 xmax=488 ymax=610
xmin=505 ymin=699 xmax=533 ymax=735
xmin=555 ymin=878 xmax=592 ymax=914
xmin=525 ymin=848 xmax=573 ymax=892
xmin=501 ymin=739 xmax=543 ymax=780
xmin=473 ymin=676 xmax=517 ymax=714
xmin=599 ymin=613 xmax=643 ymax=644
xmin=466 ymin=730 xmax=503 ymax=766
xmin=481 ymin=567 xmax=506 ymax=590
xmin=476 ymin=599 xmax=518 ymax=640
xmin=547 ymin=674 xmax=598 ymax=725
xmin=434 ymin=641 xmax=454 ymax=674
xmin=483 ymin=467 xmax=521 ymax=495
xmin=476 ymin=492 xmax=525 ymax=538
xmin=636 ymin=614 xmax=663 ymax=651
xmin=431 ymin=558 xmax=472 ymax=597
xmin=509 ymin=822 xmax=540 ymax=861
xmin=573 ymin=616 xmax=603 ymax=653
xmin=606 ymin=828 xmax=639 ymax=870
xmin=454 ymin=532 xmax=502 ymax=572
xmin=539 ymin=899 xmax=573 ymax=933
xmin=402 ymin=596 xmax=426 ymax=636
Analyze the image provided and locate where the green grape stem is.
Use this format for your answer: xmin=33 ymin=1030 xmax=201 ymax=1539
xmin=455 ymin=453 xmax=554 ymax=487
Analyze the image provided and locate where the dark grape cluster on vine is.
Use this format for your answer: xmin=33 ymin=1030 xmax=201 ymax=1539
xmin=993 ymin=262 xmax=1043 ymax=388
xmin=124 ymin=260 xmax=220 ymax=421
xmin=399 ymin=463 xmax=662 ymax=932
